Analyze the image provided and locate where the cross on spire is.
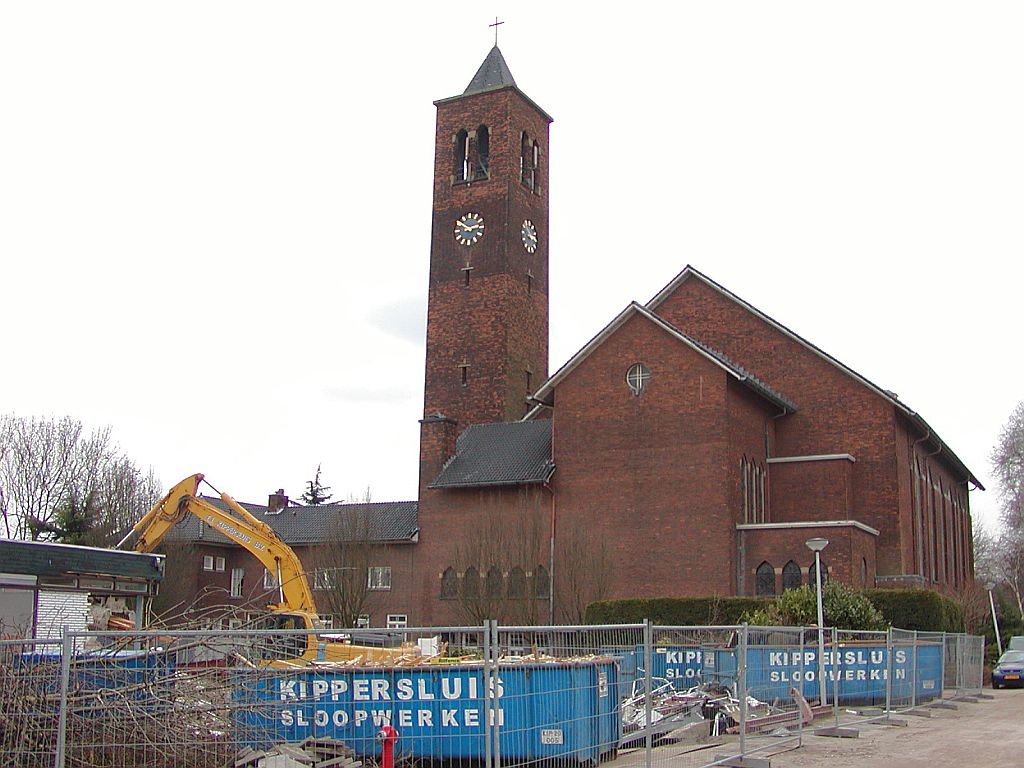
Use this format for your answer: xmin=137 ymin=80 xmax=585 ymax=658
xmin=489 ymin=17 xmax=504 ymax=46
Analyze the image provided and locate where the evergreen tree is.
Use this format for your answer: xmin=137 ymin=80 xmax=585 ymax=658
xmin=300 ymin=464 xmax=333 ymax=506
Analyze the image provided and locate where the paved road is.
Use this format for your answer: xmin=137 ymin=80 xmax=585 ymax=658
xmin=763 ymin=689 xmax=1024 ymax=767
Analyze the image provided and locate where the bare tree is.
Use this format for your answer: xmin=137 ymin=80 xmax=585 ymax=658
xmin=992 ymin=401 xmax=1024 ymax=530
xmin=0 ymin=414 xmax=160 ymax=542
xmin=308 ymin=497 xmax=383 ymax=628
xmin=554 ymin=524 xmax=613 ymax=624
xmin=448 ymin=489 xmax=550 ymax=625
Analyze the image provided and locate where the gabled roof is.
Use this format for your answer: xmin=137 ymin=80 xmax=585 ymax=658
xmin=647 ymin=265 xmax=982 ymax=488
xmin=464 ymin=46 xmax=517 ymax=94
xmin=529 ymin=301 xmax=797 ymax=413
xmin=429 ymin=420 xmax=554 ymax=489
xmin=166 ymin=498 xmax=419 ymax=546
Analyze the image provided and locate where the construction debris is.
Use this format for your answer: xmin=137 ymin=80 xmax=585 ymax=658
xmin=231 ymin=738 xmax=362 ymax=768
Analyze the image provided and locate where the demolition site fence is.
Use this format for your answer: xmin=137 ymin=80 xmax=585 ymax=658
xmin=0 ymin=622 xmax=985 ymax=768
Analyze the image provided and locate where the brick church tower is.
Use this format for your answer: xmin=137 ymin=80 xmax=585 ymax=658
xmin=420 ymin=47 xmax=553 ymax=485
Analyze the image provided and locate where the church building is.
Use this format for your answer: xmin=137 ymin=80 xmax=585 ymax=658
xmin=172 ymin=46 xmax=982 ymax=629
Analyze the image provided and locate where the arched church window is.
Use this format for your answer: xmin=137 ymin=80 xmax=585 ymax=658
xmin=756 ymin=561 xmax=776 ymax=596
xmin=440 ymin=567 xmax=457 ymax=600
xmin=808 ymin=560 xmax=827 ymax=588
xmin=486 ymin=566 xmax=503 ymax=599
xmin=507 ymin=566 xmax=527 ymax=598
xmin=533 ymin=564 xmax=550 ymax=599
xmin=861 ymin=557 xmax=868 ymax=586
xmin=782 ymin=560 xmax=802 ymax=591
xmin=454 ymin=129 xmax=470 ymax=182
xmin=626 ymin=363 xmax=650 ymax=396
xmin=475 ymin=125 xmax=490 ymax=180
xmin=462 ymin=566 xmax=480 ymax=600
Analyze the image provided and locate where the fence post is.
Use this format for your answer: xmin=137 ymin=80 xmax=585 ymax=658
xmin=911 ymin=631 xmax=918 ymax=710
xmin=884 ymin=626 xmax=893 ymax=715
xmin=738 ymin=623 xmax=748 ymax=758
xmin=491 ymin=619 xmax=502 ymax=765
xmin=54 ymin=630 xmax=73 ymax=768
xmin=643 ymin=619 xmax=652 ymax=768
xmin=483 ymin=620 xmax=492 ymax=768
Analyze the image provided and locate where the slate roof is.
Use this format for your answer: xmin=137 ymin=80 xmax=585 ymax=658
xmin=429 ymin=420 xmax=554 ymax=489
xmin=647 ymin=266 xmax=982 ymax=488
xmin=464 ymin=46 xmax=517 ymax=94
xmin=165 ymin=498 xmax=419 ymax=546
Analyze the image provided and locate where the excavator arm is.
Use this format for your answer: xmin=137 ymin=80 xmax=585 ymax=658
xmin=120 ymin=473 xmax=317 ymax=614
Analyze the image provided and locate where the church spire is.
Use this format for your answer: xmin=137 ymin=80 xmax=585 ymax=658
xmin=463 ymin=46 xmax=517 ymax=95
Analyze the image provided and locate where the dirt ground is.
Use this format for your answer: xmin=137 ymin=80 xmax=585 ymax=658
xmin=761 ymin=688 xmax=1024 ymax=767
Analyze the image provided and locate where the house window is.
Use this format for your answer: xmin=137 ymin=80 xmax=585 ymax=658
xmin=230 ymin=568 xmax=244 ymax=598
xmin=228 ymin=618 xmax=243 ymax=631
xmin=782 ymin=560 xmax=802 ymax=591
xmin=264 ymin=569 xmax=279 ymax=590
xmin=440 ymin=567 xmax=458 ymax=600
xmin=314 ymin=569 xmax=335 ymax=591
xmin=215 ymin=556 xmax=226 ymax=572
xmin=203 ymin=556 xmax=214 ymax=571
xmin=626 ymin=363 xmax=650 ymax=395
xmin=755 ymin=562 xmax=776 ymax=596
xmin=368 ymin=566 xmax=392 ymax=591
xmin=387 ymin=614 xmax=408 ymax=629
xmin=356 ymin=615 xmax=371 ymax=628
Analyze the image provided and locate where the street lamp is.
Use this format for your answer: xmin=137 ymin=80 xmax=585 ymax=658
xmin=806 ymin=537 xmax=829 ymax=705
xmin=986 ymin=581 xmax=1003 ymax=656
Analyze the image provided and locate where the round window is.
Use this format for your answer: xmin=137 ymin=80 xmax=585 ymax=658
xmin=626 ymin=363 xmax=650 ymax=395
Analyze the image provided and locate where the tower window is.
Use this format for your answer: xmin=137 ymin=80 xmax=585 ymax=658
xmin=475 ymin=125 xmax=490 ymax=180
xmin=520 ymin=131 xmax=535 ymax=191
xmin=626 ymin=363 xmax=650 ymax=395
xmin=459 ymin=362 xmax=469 ymax=386
xmin=525 ymin=369 xmax=532 ymax=396
xmin=462 ymin=263 xmax=473 ymax=287
xmin=454 ymin=129 xmax=470 ymax=182
xmin=526 ymin=270 xmax=533 ymax=294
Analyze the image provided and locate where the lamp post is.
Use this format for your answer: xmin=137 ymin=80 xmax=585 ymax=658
xmin=806 ymin=537 xmax=829 ymax=705
xmin=986 ymin=581 xmax=1003 ymax=656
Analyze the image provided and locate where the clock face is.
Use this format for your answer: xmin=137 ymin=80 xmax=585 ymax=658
xmin=454 ymin=213 xmax=485 ymax=246
xmin=521 ymin=219 xmax=538 ymax=253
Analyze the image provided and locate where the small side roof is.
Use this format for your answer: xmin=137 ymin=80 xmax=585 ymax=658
xmin=166 ymin=499 xmax=419 ymax=546
xmin=647 ymin=265 xmax=983 ymax=489
xmin=0 ymin=539 xmax=164 ymax=581
xmin=430 ymin=420 xmax=554 ymax=489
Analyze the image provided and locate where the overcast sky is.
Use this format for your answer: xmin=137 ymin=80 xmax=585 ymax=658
xmin=2 ymin=3 xmax=1020 ymax=531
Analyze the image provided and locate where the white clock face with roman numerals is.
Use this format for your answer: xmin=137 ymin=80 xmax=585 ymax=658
xmin=454 ymin=213 xmax=484 ymax=245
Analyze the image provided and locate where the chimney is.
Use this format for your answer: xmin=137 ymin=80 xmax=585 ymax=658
xmin=268 ymin=489 xmax=288 ymax=515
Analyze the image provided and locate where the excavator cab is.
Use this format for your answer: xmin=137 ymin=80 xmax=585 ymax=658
xmin=251 ymin=612 xmax=314 ymax=663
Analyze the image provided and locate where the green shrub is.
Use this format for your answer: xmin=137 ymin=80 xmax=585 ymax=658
xmin=743 ymin=582 xmax=886 ymax=630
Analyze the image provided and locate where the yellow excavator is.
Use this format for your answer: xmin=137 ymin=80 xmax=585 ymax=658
xmin=119 ymin=473 xmax=416 ymax=666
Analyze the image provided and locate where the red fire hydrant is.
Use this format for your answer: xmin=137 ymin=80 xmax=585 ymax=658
xmin=377 ymin=724 xmax=399 ymax=768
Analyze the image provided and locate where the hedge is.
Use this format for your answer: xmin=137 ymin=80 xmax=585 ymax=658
xmin=587 ymin=589 xmax=965 ymax=632
xmin=585 ymin=596 xmax=767 ymax=626
xmin=862 ymin=588 xmax=964 ymax=633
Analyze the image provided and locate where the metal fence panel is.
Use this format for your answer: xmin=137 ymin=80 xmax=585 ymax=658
xmin=1 ymin=637 xmax=65 ymax=766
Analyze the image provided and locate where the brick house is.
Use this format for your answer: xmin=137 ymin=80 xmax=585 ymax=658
xmin=168 ymin=46 xmax=981 ymax=628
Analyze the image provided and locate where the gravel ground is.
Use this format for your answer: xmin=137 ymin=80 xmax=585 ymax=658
xmin=762 ymin=688 xmax=1024 ymax=767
